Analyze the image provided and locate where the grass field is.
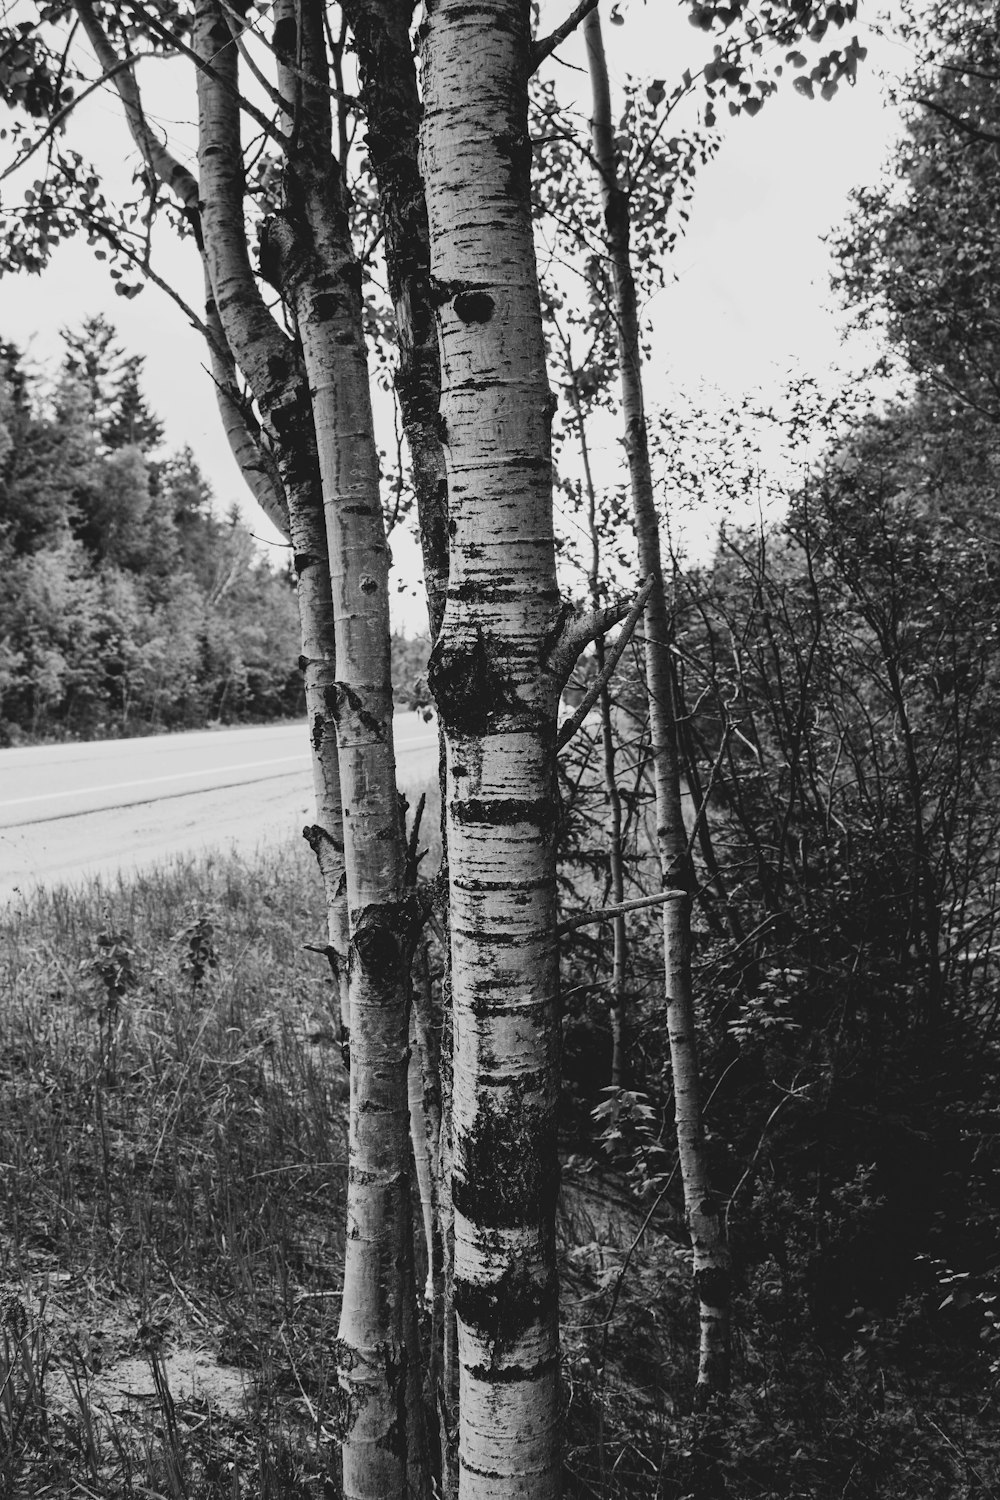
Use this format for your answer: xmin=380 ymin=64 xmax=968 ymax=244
xmin=1 ymin=841 xmax=352 ymax=1497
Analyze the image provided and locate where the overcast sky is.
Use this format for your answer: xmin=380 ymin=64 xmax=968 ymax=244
xmin=0 ymin=1 xmax=912 ymax=627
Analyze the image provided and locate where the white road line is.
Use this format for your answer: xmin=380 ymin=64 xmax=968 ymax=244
xmin=0 ymin=754 xmax=311 ymax=809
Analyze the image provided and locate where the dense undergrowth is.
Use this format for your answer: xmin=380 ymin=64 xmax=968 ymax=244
xmin=1 ymin=837 xmax=997 ymax=1497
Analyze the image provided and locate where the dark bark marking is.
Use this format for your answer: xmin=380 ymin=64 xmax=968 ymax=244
xmin=464 ymin=1354 xmax=559 ymax=1385
xmin=429 ymin=275 xmax=459 ymax=307
xmin=491 ymin=128 xmax=533 ymax=194
xmin=428 ymin=627 xmax=518 ymax=735
xmin=338 ymin=260 xmax=363 ymax=296
xmin=450 ymin=797 xmax=555 ymax=831
xmin=449 ymin=579 xmax=517 ymax=603
xmin=311 ymin=291 xmax=340 ymax=321
xmin=351 ymin=908 xmax=404 ymax=987
xmin=454 ymin=1262 xmax=558 ymax=1349
xmin=272 ymin=15 xmax=297 ymax=60
xmin=695 ymin=1265 xmax=732 ymax=1308
xmin=454 ymin=290 xmax=495 ymax=324
xmin=326 ymin=682 xmax=385 ymax=739
xmin=455 ymin=1095 xmax=558 ymax=1229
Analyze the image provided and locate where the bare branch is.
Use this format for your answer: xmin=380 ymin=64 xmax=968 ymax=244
xmin=72 ymin=2 xmax=201 ymax=212
xmin=117 ymin=0 xmax=288 ymax=147
xmin=557 ymin=574 xmax=656 ymax=748
xmin=204 ymin=281 xmax=290 ymax=538
xmin=531 ymin=0 xmax=599 ymax=73
xmin=558 ymin=887 xmax=687 ymax=935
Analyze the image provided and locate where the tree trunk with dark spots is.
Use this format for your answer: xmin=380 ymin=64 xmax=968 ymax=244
xmin=420 ymin=3 xmax=564 ymax=1493
xmin=342 ymin=0 xmax=449 ymax=642
xmin=260 ymin=4 xmax=428 ymax=1492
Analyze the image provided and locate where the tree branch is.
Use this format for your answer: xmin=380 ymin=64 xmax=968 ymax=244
xmin=204 ymin=280 xmax=290 ymax=539
xmin=72 ymin=2 xmax=201 ymax=213
xmin=531 ymin=0 xmax=599 ymax=73
xmin=0 ymin=49 xmax=159 ymax=183
xmin=558 ymin=887 xmax=687 ymax=935
xmin=910 ymin=93 xmax=1000 ymax=145
xmin=119 ymin=0 xmax=288 ymax=146
xmin=557 ymin=574 xmax=656 ymax=748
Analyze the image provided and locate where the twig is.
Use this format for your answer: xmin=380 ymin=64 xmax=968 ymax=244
xmin=724 ymin=1074 xmax=810 ymax=1236
xmin=532 ymin=0 xmax=599 ymax=72
xmin=558 ymin=887 xmax=686 ymax=935
xmin=0 ymin=51 xmax=158 ymax=182
xmin=558 ymin=575 xmax=655 ymax=749
xmin=597 ymin=1163 xmax=679 ymax=1374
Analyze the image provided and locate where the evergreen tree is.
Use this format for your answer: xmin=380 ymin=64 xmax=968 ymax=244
xmin=61 ymin=314 xmax=163 ymax=452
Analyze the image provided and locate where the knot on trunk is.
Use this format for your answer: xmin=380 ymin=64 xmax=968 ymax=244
xmin=428 ymin=627 xmax=518 ymax=735
xmin=350 ymin=896 xmax=424 ymax=986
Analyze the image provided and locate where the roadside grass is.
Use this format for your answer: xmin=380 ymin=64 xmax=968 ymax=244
xmin=0 ymin=839 xmax=349 ymax=1499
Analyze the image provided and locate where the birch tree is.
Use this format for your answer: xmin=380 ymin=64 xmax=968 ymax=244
xmin=582 ymin=3 xmax=732 ymax=1399
xmin=418 ymin=5 xmax=639 ymax=1487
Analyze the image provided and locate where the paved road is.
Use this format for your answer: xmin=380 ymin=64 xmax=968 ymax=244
xmin=0 ymin=716 xmax=439 ymax=905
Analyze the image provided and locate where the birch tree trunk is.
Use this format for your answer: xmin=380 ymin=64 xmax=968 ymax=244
xmin=583 ymin=4 xmax=732 ymax=1400
xmin=565 ymin=347 xmax=630 ymax=1088
xmin=71 ymin=0 xmax=350 ymax=1034
xmin=421 ymin=2 xmax=564 ymax=1492
xmin=338 ymin=12 xmax=456 ymax=1478
xmin=343 ymin=0 xmax=449 ymax=641
xmin=258 ymin=4 xmax=426 ymax=1491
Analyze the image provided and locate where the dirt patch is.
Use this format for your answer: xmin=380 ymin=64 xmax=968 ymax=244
xmin=47 ymin=1344 xmax=252 ymax=1421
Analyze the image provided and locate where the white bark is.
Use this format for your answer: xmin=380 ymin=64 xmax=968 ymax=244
xmin=71 ymin=0 xmax=351 ymax=1033
xmin=191 ymin=2 xmax=352 ymax=1040
xmin=421 ymin=3 xmax=563 ymax=1494
xmin=260 ymin=4 xmax=423 ymax=1482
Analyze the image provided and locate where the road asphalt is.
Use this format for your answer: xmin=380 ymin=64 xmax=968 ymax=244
xmin=0 ymin=716 xmax=439 ymax=905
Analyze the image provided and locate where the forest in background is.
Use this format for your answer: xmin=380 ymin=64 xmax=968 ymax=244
xmin=0 ymin=315 xmax=305 ymax=740
xmin=0 ymin=316 xmax=432 ymax=743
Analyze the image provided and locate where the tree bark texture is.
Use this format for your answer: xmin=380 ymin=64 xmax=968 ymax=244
xmin=343 ymin=0 xmax=449 ymax=641
xmin=258 ymin=5 xmax=425 ymax=1491
xmin=189 ymin=2 xmax=352 ymax=1039
xmin=583 ymin=6 xmax=731 ymax=1398
xmin=421 ymin=2 xmax=563 ymax=1493
xmin=71 ymin=0 xmax=351 ymax=1034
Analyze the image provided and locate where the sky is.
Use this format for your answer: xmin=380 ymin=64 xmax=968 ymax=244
xmin=0 ymin=0 xmax=913 ymax=628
